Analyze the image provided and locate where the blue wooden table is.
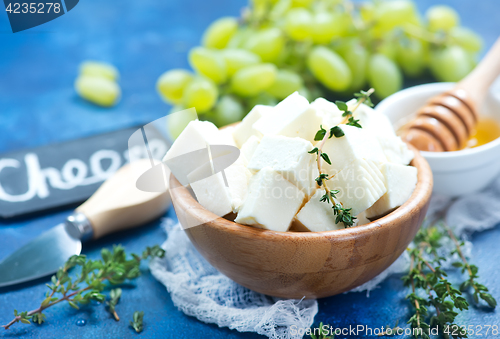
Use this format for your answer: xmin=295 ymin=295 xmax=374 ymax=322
xmin=1 ymin=0 xmax=499 ymax=338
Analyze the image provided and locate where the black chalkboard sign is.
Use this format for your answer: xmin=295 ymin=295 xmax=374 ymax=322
xmin=0 ymin=126 xmax=169 ymax=219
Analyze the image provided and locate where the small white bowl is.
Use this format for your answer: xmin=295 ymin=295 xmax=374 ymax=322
xmin=376 ymin=82 xmax=500 ymax=197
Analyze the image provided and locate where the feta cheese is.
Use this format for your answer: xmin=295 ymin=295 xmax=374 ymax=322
xmin=365 ymin=163 xmax=418 ymax=219
xmin=349 ymin=101 xmax=396 ymax=138
xmin=294 ymin=189 xmax=344 ymax=232
xmin=247 ymin=135 xmax=318 ymax=196
xmin=377 ymin=135 xmax=414 ymax=165
xmin=188 ymin=155 xmax=252 ymax=215
xmin=233 ymin=105 xmax=273 ymax=147
xmin=355 ymin=211 xmax=371 ymax=226
xmin=163 ymin=120 xmax=225 ymax=186
xmin=235 ymin=167 xmax=305 ymax=232
xmin=189 ymin=171 xmax=233 ymax=217
xmin=218 ymin=126 xmax=237 ymax=147
xmin=240 ymin=135 xmax=260 ymax=163
xmin=310 ymin=98 xmax=343 ymax=129
xmin=252 ymin=92 xmax=321 ymax=142
xmin=321 ymin=125 xmax=387 ymax=176
xmin=328 ymin=158 xmax=387 ymax=216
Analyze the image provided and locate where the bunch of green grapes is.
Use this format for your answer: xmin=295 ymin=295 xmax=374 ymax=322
xmin=157 ymin=0 xmax=483 ymax=136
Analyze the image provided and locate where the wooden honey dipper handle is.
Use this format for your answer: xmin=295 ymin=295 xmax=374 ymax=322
xmin=457 ymin=37 xmax=500 ymax=105
xmin=401 ymin=37 xmax=500 ymax=152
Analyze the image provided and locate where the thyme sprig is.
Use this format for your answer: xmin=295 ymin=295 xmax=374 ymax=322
xmin=107 ymin=288 xmax=122 ymax=321
xmin=309 ymin=322 xmax=335 ymax=339
xmin=401 ymin=222 xmax=496 ymax=338
xmin=2 ymin=244 xmax=165 ymax=330
xmin=309 ymin=89 xmax=374 ymax=228
xmin=130 ymin=310 xmax=144 ymax=333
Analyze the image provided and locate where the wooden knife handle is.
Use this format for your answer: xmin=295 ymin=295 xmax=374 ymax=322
xmin=76 ymin=159 xmax=171 ymax=239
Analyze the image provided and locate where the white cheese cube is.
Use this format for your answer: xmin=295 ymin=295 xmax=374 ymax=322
xmin=218 ymin=126 xmax=237 ymax=147
xmin=235 ymin=167 xmax=305 ymax=232
xmin=321 ymin=125 xmax=387 ymax=176
xmin=247 ymin=135 xmax=318 ymax=196
xmin=328 ymin=158 xmax=387 ymax=216
xmin=224 ymin=157 xmax=252 ymax=212
xmin=355 ymin=211 xmax=371 ymax=226
xmin=189 ymin=172 xmax=232 ymax=217
xmin=240 ymin=135 xmax=260 ymax=163
xmin=311 ymin=98 xmax=343 ymax=129
xmin=377 ymin=135 xmax=414 ymax=165
xmin=294 ymin=189 xmax=344 ymax=232
xmin=365 ymin=163 xmax=418 ymax=219
xmin=349 ymin=101 xmax=396 ymax=138
xmin=233 ymin=105 xmax=273 ymax=147
xmin=188 ymin=155 xmax=251 ymax=214
xmin=163 ymin=120 xmax=225 ymax=186
xmin=252 ymin=92 xmax=321 ymax=142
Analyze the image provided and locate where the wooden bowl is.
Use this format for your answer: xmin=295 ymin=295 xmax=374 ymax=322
xmin=169 ymin=145 xmax=433 ymax=299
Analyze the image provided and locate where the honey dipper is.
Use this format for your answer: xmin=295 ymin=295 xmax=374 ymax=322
xmin=401 ymin=37 xmax=500 ymax=152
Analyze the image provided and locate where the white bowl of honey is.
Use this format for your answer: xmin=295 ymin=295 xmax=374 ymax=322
xmin=376 ymin=82 xmax=500 ymax=197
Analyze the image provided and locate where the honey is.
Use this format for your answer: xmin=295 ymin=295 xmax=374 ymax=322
xmin=466 ymin=116 xmax=500 ymax=148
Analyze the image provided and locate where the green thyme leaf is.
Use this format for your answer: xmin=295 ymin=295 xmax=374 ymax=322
xmin=320 ymin=153 xmax=331 ymax=165
xmin=346 ymin=117 xmax=362 ymax=128
xmin=130 ymin=311 xmax=144 ymax=333
xmin=314 ymin=125 xmax=327 ymax=141
xmin=330 ymin=126 xmax=344 ymax=138
xmin=308 ymin=147 xmax=319 ymax=154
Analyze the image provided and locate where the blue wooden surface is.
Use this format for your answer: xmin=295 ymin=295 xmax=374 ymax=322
xmin=0 ymin=0 xmax=499 ymax=338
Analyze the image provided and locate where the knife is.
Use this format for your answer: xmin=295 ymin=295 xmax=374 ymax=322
xmin=0 ymin=159 xmax=171 ymax=288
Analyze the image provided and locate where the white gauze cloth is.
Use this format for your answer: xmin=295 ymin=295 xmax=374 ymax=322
xmin=150 ymin=175 xmax=500 ymax=339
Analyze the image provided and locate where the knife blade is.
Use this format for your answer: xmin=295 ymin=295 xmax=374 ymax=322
xmin=0 ymin=159 xmax=170 ymax=288
xmin=0 ymin=224 xmax=81 ymax=288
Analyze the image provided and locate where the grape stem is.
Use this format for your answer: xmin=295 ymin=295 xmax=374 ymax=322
xmin=403 ymin=24 xmax=445 ymax=45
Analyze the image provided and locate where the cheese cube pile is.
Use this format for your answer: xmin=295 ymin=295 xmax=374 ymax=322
xmin=163 ymin=92 xmax=418 ymax=233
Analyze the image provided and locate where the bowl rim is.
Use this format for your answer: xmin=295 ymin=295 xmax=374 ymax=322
xmin=376 ymin=82 xmax=500 ymax=159
xmin=169 ymin=144 xmax=433 ymax=240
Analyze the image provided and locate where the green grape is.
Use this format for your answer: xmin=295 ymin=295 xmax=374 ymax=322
xmin=227 ymin=27 xmax=254 ymax=49
xmin=341 ymin=43 xmax=369 ymax=92
xmin=333 ymin=37 xmax=360 ymax=57
xmin=202 ymin=17 xmax=238 ymax=49
xmin=396 ymin=38 xmax=426 ymax=78
xmin=269 ymin=0 xmax=292 ymax=22
xmin=426 ymin=5 xmax=459 ymax=32
xmin=75 ymin=75 xmax=121 ymax=107
xmin=450 ymin=27 xmax=483 ymax=52
xmin=311 ymin=12 xmax=349 ymax=44
xmin=247 ymin=92 xmax=278 ymax=108
xmin=214 ymin=95 xmax=245 ymax=126
xmin=375 ymin=38 xmax=398 ymax=60
xmin=188 ymin=47 xmax=227 ymax=84
xmin=221 ymin=49 xmax=261 ymax=76
xmin=80 ymin=61 xmax=119 ymax=81
xmin=360 ymin=2 xmax=375 ymax=23
xmin=167 ymin=106 xmax=198 ymax=140
xmin=231 ymin=63 xmax=277 ymax=97
xmin=291 ymin=0 xmax=313 ymax=7
xmin=430 ymin=46 xmax=472 ymax=82
xmin=156 ymin=69 xmax=193 ymax=104
xmin=367 ymin=54 xmax=402 ymax=99
xmin=284 ymin=8 xmax=313 ymax=41
xmin=266 ymin=69 xmax=303 ymax=99
xmin=307 ymin=46 xmax=352 ymax=92
xmin=182 ymin=77 xmax=218 ymax=113
xmin=244 ymin=28 xmax=285 ymax=62
xmin=374 ymin=0 xmax=417 ymax=32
